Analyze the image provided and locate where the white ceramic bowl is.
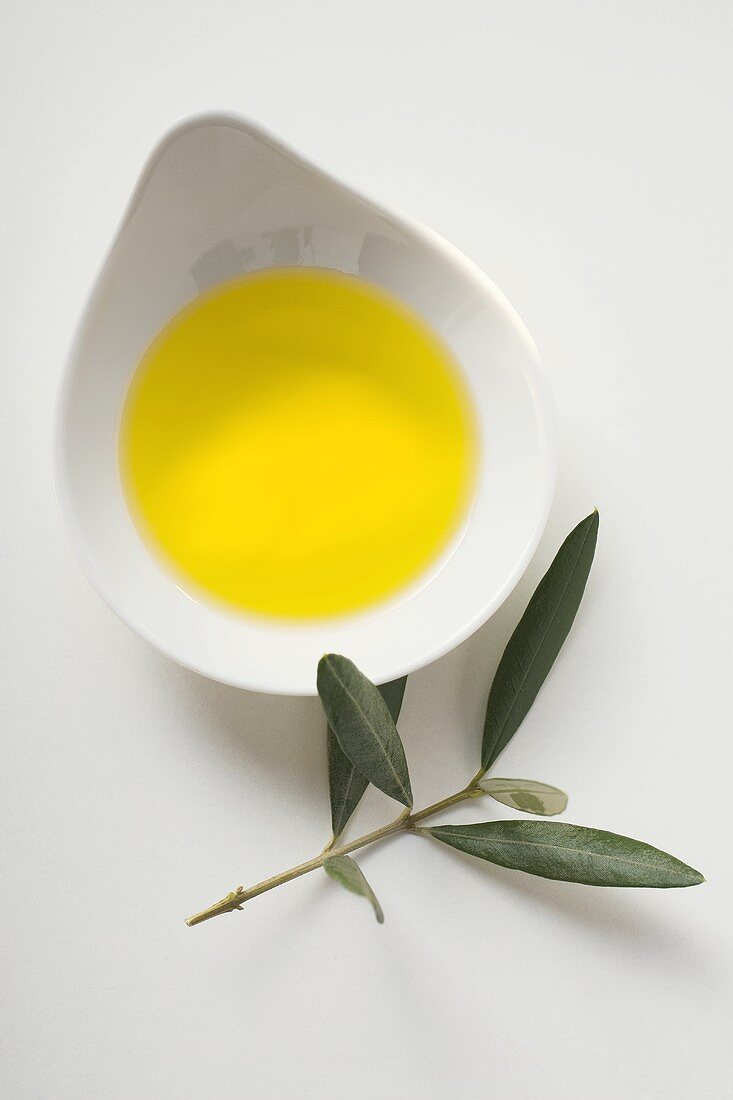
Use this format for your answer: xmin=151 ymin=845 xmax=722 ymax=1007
xmin=53 ymin=113 xmax=556 ymax=695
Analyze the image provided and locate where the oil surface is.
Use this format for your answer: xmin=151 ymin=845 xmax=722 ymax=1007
xmin=120 ymin=268 xmax=477 ymax=618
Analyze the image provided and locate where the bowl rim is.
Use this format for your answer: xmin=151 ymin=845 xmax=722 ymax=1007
xmin=52 ymin=110 xmax=557 ymax=694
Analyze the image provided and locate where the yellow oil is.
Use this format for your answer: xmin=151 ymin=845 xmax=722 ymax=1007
xmin=120 ymin=268 xmax=477 ymax=619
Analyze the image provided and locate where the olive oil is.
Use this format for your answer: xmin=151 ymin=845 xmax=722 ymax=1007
xmin=120 ymin=268 xmax=477 ymax=618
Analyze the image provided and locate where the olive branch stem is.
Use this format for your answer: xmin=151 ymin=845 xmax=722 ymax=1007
xmin=185 ymin=784 xmax=479 ymax=926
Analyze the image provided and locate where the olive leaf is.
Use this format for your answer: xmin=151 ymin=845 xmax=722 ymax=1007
xmin=324 ymin=854 xmax=385 ymax=923
xmin=426 ymin=820 xmax=704 ymax=888
xmin=327 ymin=676 xmax=407 ymax=839
xmin=481 ymin=510 xmax=599 ymax=772
xmin=318 ymin=655 xmax=413 ymax=808
xmin=479 ymin=777 xmax=568 ymax=816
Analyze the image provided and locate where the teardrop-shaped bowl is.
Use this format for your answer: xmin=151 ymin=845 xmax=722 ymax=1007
xmin=53 ymin=113 xmax=556 ymax=695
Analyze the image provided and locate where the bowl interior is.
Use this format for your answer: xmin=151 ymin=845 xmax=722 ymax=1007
xmin=54 ymin=115 xmax=555 ymax=694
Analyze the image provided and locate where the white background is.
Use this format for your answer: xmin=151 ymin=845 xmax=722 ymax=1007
xmin=2 ymin=2 xmax=732 ymax=1097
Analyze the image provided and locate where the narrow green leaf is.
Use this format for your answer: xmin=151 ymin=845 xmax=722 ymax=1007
xmin=376 ymin=677 xmax=408 ymax=726
xmin=427 ymin=820 xmax=704 ymax=888
xmin=324 ymin=854 xmax=385 ymax=923
xmin=479 ymin=777 xmax=568 ymax=816
xmin=327 ymin=676 xmax=407 ymax=838
xmin=318 ymin=655 xmax=412 ymax=808
xmin=482 ymin=510 xmax=599 ymax=771
xmin=327 ymin=732 xmax=369 ymax=840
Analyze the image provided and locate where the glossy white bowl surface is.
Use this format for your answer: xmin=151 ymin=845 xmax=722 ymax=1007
xmin=53 ymin=113 xmax=556 ymax=695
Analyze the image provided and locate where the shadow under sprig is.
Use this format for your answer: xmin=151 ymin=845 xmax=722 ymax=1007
xmin=427 ymin=840 xmax=714 ymax=974
xmin=141 ymin=646 xmax=326 ymax=793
